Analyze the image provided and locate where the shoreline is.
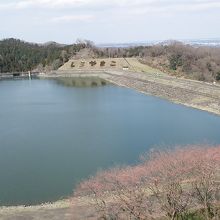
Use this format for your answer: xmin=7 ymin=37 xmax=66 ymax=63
xmin=0 ymin=199 xmax=70 ymax=211
xmin=0 ymin=199 xmax=72 ymax=220
xmin=0 ymin=60 xmax=220 ymax=116
xmin=42 ymin=70 xmax=220 ymax=116
xmin=109 ymin=78 xmax=220 ymax=117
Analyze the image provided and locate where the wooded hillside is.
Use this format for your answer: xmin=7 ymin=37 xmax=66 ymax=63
xmin=0 ymin=38 xmax=86 ymax=73
xmin=1 ymin=38 xmax=220 ymax=82
xmin=97 ymin=42 xmax=220 ymax=82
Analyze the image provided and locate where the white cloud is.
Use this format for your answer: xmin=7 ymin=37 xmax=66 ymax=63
xmin=50 ymin=14 xmax=94 ymax=23
xmin=1 ymin=0 xmax=220 ymax=11
xmin=168 ymin=1 xmax=220 ymax=12
xmin=0 ymin=0 xmax=219 ymax=43
xmin=0 ymin=0 xmax=86 ymax=10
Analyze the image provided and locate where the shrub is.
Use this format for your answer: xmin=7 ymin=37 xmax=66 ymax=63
xmin=100 ymin=61 xmax=106 ymax=67
xmin=216 ymin=71 xmax=220 ymax=81
xmin=169 ymin=54 xmax=183 ymax=70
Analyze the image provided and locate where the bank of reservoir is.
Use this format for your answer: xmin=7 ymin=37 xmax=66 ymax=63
xmin=0 ymin=78 xmax=220 ymax=206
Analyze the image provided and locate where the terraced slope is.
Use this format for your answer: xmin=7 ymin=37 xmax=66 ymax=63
xmin=59 ymin=57 xmax=160 ymax=73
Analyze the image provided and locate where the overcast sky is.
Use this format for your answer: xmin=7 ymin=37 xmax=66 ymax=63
xmin=0 ymin=0 xmax=220 ymax=44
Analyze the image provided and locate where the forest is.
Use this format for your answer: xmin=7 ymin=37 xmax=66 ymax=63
xmin=1 ymin=38 xmax=220 ymax=82
xmin=0 ymin=38 xmax=86 ymax=73
xmin=97 ymin=42 xmax=220 ymax=82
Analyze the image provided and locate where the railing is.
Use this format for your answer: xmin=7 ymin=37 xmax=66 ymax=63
xmin=0 ymin=72 xmax=40 ymax=79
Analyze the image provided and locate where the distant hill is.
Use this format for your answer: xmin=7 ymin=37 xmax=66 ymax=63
xmin=41 ymin=41 xmax=67 ymax=47
xmin=0 ymin=38 xmax=86 ymax=73
xmin=98 ymin=38 xmax=220 ymax=48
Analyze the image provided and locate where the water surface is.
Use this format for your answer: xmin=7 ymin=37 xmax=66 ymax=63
xmin=0 ymin=79 xmax=220 ymax=206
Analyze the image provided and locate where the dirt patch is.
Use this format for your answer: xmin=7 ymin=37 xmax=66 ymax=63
xmin=0 ymin=200 xmax=72 ymax=220
xmin=0 ymin=198 xmax=100 ymax=220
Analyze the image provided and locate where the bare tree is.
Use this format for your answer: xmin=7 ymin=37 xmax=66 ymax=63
xmin=72 ymin=146 xmax=220 ymax=220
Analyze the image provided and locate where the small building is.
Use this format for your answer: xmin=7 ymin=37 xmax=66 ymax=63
xmin=123 ymin=66 xmax=129 ymax=71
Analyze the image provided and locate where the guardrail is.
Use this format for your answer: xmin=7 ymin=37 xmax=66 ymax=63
xmin=0 ymin=72 xmax=39 ymax=79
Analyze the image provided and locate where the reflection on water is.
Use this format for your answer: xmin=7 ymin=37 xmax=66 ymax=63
xmin=0 ymin=79 xmax=220 ymax=206
xmin=56 ymin=77 xmax=108 ymax=87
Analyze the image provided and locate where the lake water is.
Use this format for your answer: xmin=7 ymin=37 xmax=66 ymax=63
xmin=0 ymin=79 xmax=220 ymax=206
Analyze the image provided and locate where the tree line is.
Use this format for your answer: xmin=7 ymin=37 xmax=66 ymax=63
xmin=1 ymin=38 xmax=220 ymax=82
xmin=95 ymin=42 xmax=220 ymax=82
xmin=0 ymin=38 xmax=87 ymax=73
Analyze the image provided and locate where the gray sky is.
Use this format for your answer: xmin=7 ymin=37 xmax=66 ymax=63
xmin=0 ymin=0 xmax=220 ymax=44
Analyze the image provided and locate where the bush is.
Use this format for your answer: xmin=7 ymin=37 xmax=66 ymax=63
xmin=169 ymin=54 xmax=183 ymax=70
xmin=216 ymin=71 xmax=220 ymax=81
xmin=51 ymin=59 xmax=63 ymax=70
